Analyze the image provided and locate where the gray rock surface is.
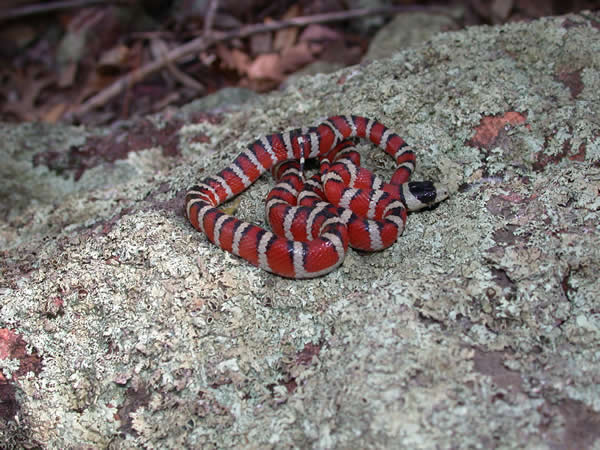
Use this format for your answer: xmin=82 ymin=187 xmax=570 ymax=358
xmin=362 ymin=11 xmax=458 ymax=62
xmin=1 ymin=12 xmax=599 ymax=449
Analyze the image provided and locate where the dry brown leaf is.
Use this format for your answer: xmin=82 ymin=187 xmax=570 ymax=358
xmin=279 ymin=42 xmax=315 ymax=73
xmin=273 ymin=4 xmax=301 ymax=51
xmin=3 ymin=66 xmax=55 ymax=121
xmin=469 ymin=0 xmax=493 ymax=20
xmin=42 ymin=103 xmax=67 ymax=123
xmin=241 ymin=77 xmax=279 ymax=93
xmin=57 ymin=61 xmax=77 ymax=88
xmin=98 ymin=44 xmax=130 ymax=74
xmin=216 ymin=43 xmax=251 ymax=74
xmin=319 ymin=39 xmax=362 ymax=66
xmin=514 ymin=0 xmax=554 ymax=17
xmin=215 ymin=43 xmax=234 ymax=68
xmin=250 ymin=31 xmax=273 ymax=55
xmin=247 ymin=53 xmax=283 ymax=81
xmin=298 ymin=24 xmax=342 ymax=42
xmin=231 ymin=49 xmax=251 ymax=75
xmin=77 ymin=71 xmax=119 ymax=103
xmin=491 ymin=0 xmax=514 ymax=20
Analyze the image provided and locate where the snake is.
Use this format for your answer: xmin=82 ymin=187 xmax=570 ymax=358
xmin=185 ymin=115 xmax=448 ymax=278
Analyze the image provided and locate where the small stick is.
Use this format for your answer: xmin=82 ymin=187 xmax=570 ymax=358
xmin=203 ymin=0 xmax=219 ymax=37
xmin=0 ymin=0 xmax=131 ymax=21
xmin=151 ymin=38 xmax=205 ymax=92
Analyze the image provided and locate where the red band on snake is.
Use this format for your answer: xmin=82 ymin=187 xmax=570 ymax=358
xmin=185 ymin=115 xmax=448 ymax=278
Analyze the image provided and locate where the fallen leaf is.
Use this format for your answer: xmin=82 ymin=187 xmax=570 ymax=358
xmin=58 ymin=61 xmax=77 ymax=87
xmin=216 ymin=44 xmax=251 ymax=75
xmin=247 ymin=53 xmax=284 ymax=81
xmin=491 ymin=0 xmax=514 ymax=21
xmin=42 ymin=103 xmax=68 ymax=123
xmin=299 ymin=24 xmax=342 ymax=42
xmin=250 ymin=31 xmax=273 ymax=55
xmin=231 ymin=49 xmax=251 ymax=75
xmin=279 ymin=42 xmax=315 ymax=73
xmin=77 ymin=71 xmax=119 ymax=103
xmin=1 ymin=66 xmax=55 ymax=121
xmin=273 ymin=4 xmax=301 ymax=51
xmin=98 ymin=44 xmax=131 ymax=74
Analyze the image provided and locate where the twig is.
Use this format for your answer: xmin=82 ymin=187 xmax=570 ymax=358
xmin=73 ymin=5 xmax=452 ymax=117
xmin=151 ymin=38 xmax=205 ymax=92
xmin=204 ymin=0 xmax=219 ymax=37
xmin=0 ymin=0 xmax=132 ymax=21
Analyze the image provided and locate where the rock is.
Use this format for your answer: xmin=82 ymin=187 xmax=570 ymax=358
xmin=362 ymin=10 xmax=458 ymax=62
xmin=1 ymin=12 xmax=599 ymax=448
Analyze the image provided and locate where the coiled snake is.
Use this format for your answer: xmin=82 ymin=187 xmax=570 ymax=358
xmin=185 ymin=115 xmax=448 ymax=278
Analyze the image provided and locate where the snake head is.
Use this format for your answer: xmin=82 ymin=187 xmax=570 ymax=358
xmin=402 ymin=181 xmax=449 ymax=211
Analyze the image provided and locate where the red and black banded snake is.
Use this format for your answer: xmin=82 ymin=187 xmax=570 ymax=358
xmin=185 ymin=115 xmax=448 ymax=278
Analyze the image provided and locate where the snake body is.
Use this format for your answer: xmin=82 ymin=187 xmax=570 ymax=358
xmin=185 ymin=115 xmax=448 ymax=278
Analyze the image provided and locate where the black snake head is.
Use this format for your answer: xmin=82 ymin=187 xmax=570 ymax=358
xmin=403 ymin=181 xmax=449 ymax=211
